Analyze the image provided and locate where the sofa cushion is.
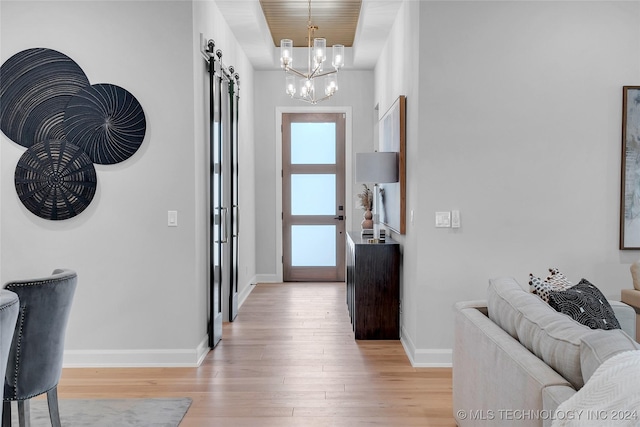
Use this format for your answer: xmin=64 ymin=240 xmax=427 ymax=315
xmin=488 ymin=276 xmax=542 ymax=339
xmin=488 ymin=277 xmax=592 ymax=390
xmin=580 ymin=328 xmax=640 ymax=383
xmin=548 ymin=279 xmax=620 ymax=330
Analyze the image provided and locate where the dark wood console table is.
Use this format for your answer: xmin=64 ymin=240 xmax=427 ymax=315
xmin=346 ymin=232 xmax=400 ymax=340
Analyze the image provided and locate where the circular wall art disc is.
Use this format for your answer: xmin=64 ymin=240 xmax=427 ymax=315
xmin=14 ymin=139 xmax=97 ymax=220
xmin=64 ymin=83 xmax=146 ymax=164
xmin=0 ymin=48 xmax=90 ymax=147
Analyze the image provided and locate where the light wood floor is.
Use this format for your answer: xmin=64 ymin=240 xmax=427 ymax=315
xmin=57 ymin=282 xmax=455 ymax=426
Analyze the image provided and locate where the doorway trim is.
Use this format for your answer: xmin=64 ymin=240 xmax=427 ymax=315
xmin=274 ymin=106 xmax=353 ymax=282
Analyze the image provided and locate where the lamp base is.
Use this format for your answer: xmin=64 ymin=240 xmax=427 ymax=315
xmin=361 ymin=209 xmax=373 ymax=229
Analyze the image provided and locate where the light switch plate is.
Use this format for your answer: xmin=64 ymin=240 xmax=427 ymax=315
xmin=435 ymin=211 xmax=451 ymax=228
xmin=168 ymin=210 xmax=178 ymax=227
xmin=452 ymin=210 xmax=460 ymax=228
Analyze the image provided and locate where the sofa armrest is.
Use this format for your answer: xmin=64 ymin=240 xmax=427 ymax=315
xmin=454 ymin=302 xmax=574 ymax=426
xmin=542 ymin=386 xmax=576 ymax=427
xmin=454 ymin=300 xmax=488 ymax=316
xmin=609 ymin=300 xmax=636 ymax=339
xmin=620 ymin=289 xmax=640 ymax=342
xmin=621 ymin=288 xmax=640 ymax=308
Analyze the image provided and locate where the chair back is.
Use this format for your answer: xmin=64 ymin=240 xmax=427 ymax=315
xmin=3 ymin=269 xmax=77 ymax=400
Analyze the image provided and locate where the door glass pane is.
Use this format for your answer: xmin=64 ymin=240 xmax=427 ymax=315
xmin=291 ymin=123 xmax=336 ymax=164
xmin=291 ymin=225 xmax=336 ymax=266
xmin=291 ymin=174 xmax=335 ymax=215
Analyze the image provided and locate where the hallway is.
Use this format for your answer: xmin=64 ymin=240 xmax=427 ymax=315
xmin=58 ymin=283 xmax=455 ymax=426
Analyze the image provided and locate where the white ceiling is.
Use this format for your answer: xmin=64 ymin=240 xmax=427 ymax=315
xmin=214 ymin=0 xmax=403 ymax=70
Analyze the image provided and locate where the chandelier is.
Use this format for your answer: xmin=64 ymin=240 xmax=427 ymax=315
xmin=280 ymin=0 xmax=345 ymax=104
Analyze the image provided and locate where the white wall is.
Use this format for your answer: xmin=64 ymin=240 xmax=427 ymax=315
xmin=376 ymin=0 xmax=640 ymax=366
xmin=0 ymin=0 xmax=256 ymax=366
xmin=253 ymin=69 xmax=375 ymax=278
xmin=374 ymin=0 xmax=422 ymax=362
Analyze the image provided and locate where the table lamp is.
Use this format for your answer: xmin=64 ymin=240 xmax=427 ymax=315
xmin=355 ymin=152 xmax=399 ymax=241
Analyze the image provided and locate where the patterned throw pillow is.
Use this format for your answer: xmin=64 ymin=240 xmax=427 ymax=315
xmin=547 ymin=279 xmax=621 ymax=330
xmin=529 ymin=274 xmax=554 ymax=302
xmin=546 ymin=267 xmax=573 ymax=289
xmin=529 ymin=268 xmax=573 ymax=302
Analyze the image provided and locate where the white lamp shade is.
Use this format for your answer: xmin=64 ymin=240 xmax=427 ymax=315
xmin=325 ymin=74 xmax=337 ymax=96
xmin=314 ymin=38 xmax=326 ymax=63
xmin=285 ymin=75 xmax=296 ymax=96
xmin=355 ymin=152 xmax=398 ymax=183
xmin=332 ymin=44 xmax=344 ymax=69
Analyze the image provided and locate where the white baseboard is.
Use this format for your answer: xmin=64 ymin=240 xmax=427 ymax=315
xmin=253 ymin=273 xmax=280 ymax=283
xmin=195 ymin=334 xmax=211 ymax=365
xmin=400 ymin=326 xmax=452 ymax=367
xmin=62 ymin=276 xmax=261 ymax=368
xmin=63 ymin=335 xmax=211 ymax=368
xmin=239 ymin=275 xmax=258 ymax=307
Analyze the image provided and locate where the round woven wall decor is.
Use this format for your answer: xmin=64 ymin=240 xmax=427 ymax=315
xmin=14 ymin=139 xmax=97 ymax=220
xmin=0 ymin=48 xmax=90 ymax=148
xmin=63 ymin=83 xmax=146 ymax=164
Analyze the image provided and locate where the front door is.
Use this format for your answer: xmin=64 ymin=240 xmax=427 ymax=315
xmin=282 ymin=113 xmax=346 ymax=282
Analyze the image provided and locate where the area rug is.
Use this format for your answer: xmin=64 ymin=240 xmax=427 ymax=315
xmin=9 ymin=397 xmax=192 ymax=426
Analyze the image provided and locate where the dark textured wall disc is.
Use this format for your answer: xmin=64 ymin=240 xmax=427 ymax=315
xmin=64 ymin=83 xmax=146 ymax=164
xmin=14 ymin=139 xmax=97 ymax=220
xmin=0 ymin=48 xmax=90 ymax=147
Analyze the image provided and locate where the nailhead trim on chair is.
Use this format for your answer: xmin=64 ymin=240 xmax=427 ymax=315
xmin=7 ymin=307 xmax=26 ymax=400
xmin=6 ymin=277 xmax=72 ymax=287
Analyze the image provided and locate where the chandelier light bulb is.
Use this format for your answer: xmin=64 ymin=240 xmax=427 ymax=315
xmin=300 ymin=79 xmax=314 ymax=99
xmin=325 ymin=74 xmax=338 ymax=96
xmin=314 ymin=38 xmax=326 ymax=64
xmin=280 ymin=39 xmax=293 ymax=69
xmin=332 ymin=44 xmax=344 ymax=69
xmin=286 ymin=75 xmax=296 ymax=96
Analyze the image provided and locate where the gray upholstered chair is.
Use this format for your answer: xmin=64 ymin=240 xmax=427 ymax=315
xmin=2 ymin=269 xmax=77 ymax=427
xmin=0 ymin=290 xmax=19 ymax=424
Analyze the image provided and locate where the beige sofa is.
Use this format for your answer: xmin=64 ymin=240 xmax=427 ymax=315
xmin=453 ymin=277 xmax=638 ymax=427
xmin=621 ymin=289 xmax=640 ymax=342
xmin=622 ymin=261 xmax=640 ymax=342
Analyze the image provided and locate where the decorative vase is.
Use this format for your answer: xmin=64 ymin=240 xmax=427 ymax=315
xmin=361 ymin=209 xmax=373 ymax=229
